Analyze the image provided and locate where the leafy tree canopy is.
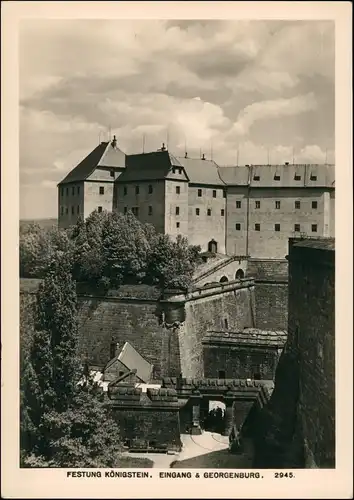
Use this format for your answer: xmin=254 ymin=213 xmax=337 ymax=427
xmin=20 ymin=210 xmax=202 ymax=290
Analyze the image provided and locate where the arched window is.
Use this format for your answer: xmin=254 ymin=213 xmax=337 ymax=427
xmin=220 ymin=276 xmax=228 ymax=283
xmin=208 ymin=239 xmax=218 ymax=253
xmin=235 ymin=269 xmax=245 ymax=280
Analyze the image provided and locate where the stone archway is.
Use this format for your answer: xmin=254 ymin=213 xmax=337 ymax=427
xmin=208 ymin=239 xmax=218 ymax=253
xmin=235 ymin=269 xmax=245 ymax=280
xmin=220 ymin=276 xmax=229 ymax=283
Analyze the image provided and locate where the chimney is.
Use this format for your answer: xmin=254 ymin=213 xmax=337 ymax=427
xmin=111 ymin=135 xmax=117 ymax=149
xmin=185 ymin=152 xmax=188 ymax=158
xmin=109 ymin=338 xmax=116 ymax=360
xmin=109 ymin=339 xmax=120 ymax=360
xmin=161 ymin=142 xmax=166 ymax=151
xmin=202 ymin=153 xmax=206 ymax=160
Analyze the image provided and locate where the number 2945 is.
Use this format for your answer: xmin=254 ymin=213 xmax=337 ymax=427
xmin=274 ymin=472 xmax=295 ymax=478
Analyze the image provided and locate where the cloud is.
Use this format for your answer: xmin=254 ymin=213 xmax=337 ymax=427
xmin=19 ymin=19 xmax=335 ymax=218
xmin=231 ymin=93 xmax=317 ymax=136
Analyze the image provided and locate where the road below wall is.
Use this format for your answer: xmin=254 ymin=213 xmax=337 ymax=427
xmin=120 ymin=432 xmax=255 ymax=468
xmin=171 ymin=432 xmax=254 ymax=468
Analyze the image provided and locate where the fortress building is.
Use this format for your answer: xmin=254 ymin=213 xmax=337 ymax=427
xmin=58 ymin=138 xmax=335 ymax=259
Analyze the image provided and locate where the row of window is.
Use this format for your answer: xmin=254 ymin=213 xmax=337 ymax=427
xmin=60 ymin=205 xmax=81 ymax=215
xmin=122 ymin=185 xmax=227 ymax=197
xmin=61 ymin=186 xmax=81 ymax=197
xmin=122 ymin=206 xmax=226 ymax=217
xmin=197 ymin=188 xmax=226 ymax=198
xmin=234 ymin=223 xmax=318 ymax=232
xmin=252 ymin=174 xmax=317 ymax=181
xmin=60 ymin=186 xmax=108 ymax=196
xmin=60 ymin=206 xmax=105 ymax=216
xmin=243 ymin=200 xmax=318 ymax=209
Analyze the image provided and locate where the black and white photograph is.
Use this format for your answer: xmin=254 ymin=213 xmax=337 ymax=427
xmin=1 ymin=2 xmax=353 ymax=498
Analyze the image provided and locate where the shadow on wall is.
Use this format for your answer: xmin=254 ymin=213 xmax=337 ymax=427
xmin=251 ymin=344 xmax=305 ymax=469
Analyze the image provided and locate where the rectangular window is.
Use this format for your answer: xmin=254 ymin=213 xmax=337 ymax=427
xmin=71 ymin=206 xmax=74 ymax=215
xmin=294 ymin=224 xmax=300 ymax=232
xmin=99 ymin=186 xmax=104 ymax=195
xmin=221 ymin=209 xmax=225 ymax=216
xmin=148 ymin=184 xmax=153 ymax=194
xmin=196 ymin=208 xmax=200 ymax=216
xmin=311 ymin=224 xmax=318 ymax=232
xmin=212 ymin=190 xmax=217 ymax=198
xmin=223 ymin=190 xmax=226 ymax=198
xmin=312 ymin=201 xmax=318 ymax=209
xmin=98 ymin=206 xmax=103 ymax=213
xmin=295 ymin=201 xmax=301 ymax=209
xmin=207 ymin=209 xmax=211 ymax=216
xmin=255 ymin=201 xmax=260 ymax=209
xmin=77 ymin=205 xmax=80 ymax=214
xmin=175 ymin=206 xmax=180 ymax=216
xmin=253 ymin=175 xmax=260 ymax=181
xmin=124 ymin=207 xmax=127 ymax=214
xmin=255 ymin=223 xmax=260 ymax=231
xmin=275 ymin=224 xmax=280 ymax=232
xmin=132 ymin=207 xmax=139 ymax=216
xmin=310 ymin=174 xmax=317 ymax=181
xmin=148 ymin=206 xmax=153 ymax=216
xmin=275 ymin=201 xmax=280 ymax=209
xmin=61 ymin=206 xmax=64 ymax=215
xmin=61 ymin=188 xmax=64 ymax=196
xmin=172 ymin=168 xmax=176 ymax=174
xmin=274 ymin=175 xmax=280 ymax=181
xmin=66 ymin=187 xmax=69 ymax=196
xmin=110 ymin=170 xmax=115 ymax=177
xmin=135 ymin=186 xmax=139 ymax=195
xmin=72 ymin=186 xmax=75 ymax=195
xmin=77 ymin=186 xmax=80 ymax=195
xmin=294 ymin=174 xmax=301 ymax=181
xmin=236 ymin=200 xmax=241 ymax=209
xmin=198 ymin=188 xmax=202 ymax=197
xmin=235 ymin=223 xmax=241 ymax=230
xmin=176 ymin=222 xmax=180 ymax=228
xmin=176 ymin=186 xmax=180 ymax=194
xmin=178 ymin=168 xmax=182 ymax=175
xmin=123 ymin=186 xmax=127 ymax=196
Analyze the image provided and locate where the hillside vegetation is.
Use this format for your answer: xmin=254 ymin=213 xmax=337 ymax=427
xmin=20 ymin=210 xmax=202 ymax=290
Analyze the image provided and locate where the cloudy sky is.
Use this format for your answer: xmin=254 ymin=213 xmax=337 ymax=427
xmin=20 ymin=19 xmax=335 ymax=219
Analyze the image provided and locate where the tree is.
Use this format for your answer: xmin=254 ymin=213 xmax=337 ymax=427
xmin=146 ymin=233 xmax=201 ymax=289
xmin=102 ymin=211 xmax=150 ymax=286
xmin=20 ymin=224 xmax=72 ymax=278
xmin=21 ymin=253 xmax=122 ymax=467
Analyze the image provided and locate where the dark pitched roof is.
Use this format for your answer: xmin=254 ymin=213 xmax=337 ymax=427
xmin=293 ymin=237 xmax=335 ymax=251
xmin=117 ymin=151 xmax=173 ymax=182
xmin=202 ymin=329 xmax=287 ymax=347
xmin=58 ymin=141 xmax=126 ymax=185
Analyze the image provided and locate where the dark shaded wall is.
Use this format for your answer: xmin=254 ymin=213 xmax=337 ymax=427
xmin=203 ymin=346 xmax=281 ymax=380
xmin=111 ymin=408 xmax=181 ymax=451
xmin=287 ymin=239 xmax=335 ymax=467
xmin=77 ymin=295 xmax=180 ymax=379
xmin=252 ymin=238 xmax=335 ymax=469
xmin=254 ymin=281 xmax=288 ymax=330
xmin=247 ymin=259 xmax=288 ymax=331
